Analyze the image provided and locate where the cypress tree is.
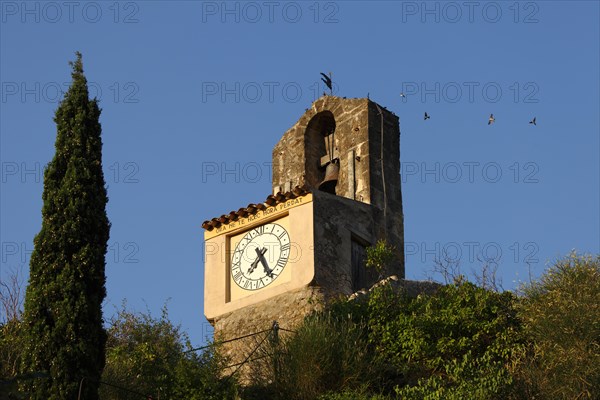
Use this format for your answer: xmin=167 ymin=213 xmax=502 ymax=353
xmin=21 ymin=52 xmax=110 ymax=399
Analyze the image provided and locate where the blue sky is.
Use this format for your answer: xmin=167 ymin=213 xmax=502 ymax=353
xmin=1 ymin=1 xmax=599 ymax=347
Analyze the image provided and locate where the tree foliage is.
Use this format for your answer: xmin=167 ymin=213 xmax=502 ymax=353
xmin=20 ymin=52 xmax=110 ymax=400
xmin=364 ymin=281 xmax=524 ymax=399
xmin=5 ymin=247 xmax=596 ymax=399
xmin=365 ymin=239 xmax=396 ymax=278
xmin=516 ymin=253 xmax=600 ymax=399
xmin=243 ymin=313 xmax=380 ymax=400
xmin=100 ymin=303 xmax=236 ymax=400
xmin=246 ymin=278 xmax=524 ymax=399
xmin=282 ymin=253 xmax=599 ymax=399
xmin=1 ymin=266 xmax=25 ymax=382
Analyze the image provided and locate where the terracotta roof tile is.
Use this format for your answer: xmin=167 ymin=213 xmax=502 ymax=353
xmin=201 ymin=186 xmax=310 ymax=231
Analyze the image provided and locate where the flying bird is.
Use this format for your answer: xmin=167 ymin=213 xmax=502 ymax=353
xmin=424 ymin=112 xmax=430 ymax=120
xmin=320 ymin=72 xmax=332 ymax=94
xmin=488 ymin=114 xmax=495 ymax=125
xmin=400 ymin=92 xmax=406 ymax=98
xmin=529 ymin=117 xmax=537 ymax=125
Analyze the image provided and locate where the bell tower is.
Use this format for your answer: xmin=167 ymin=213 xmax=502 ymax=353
xmin=272 ymin=96 xmax=404 ymax=275
xmin=202 ymin=95 xmax=404 ymax=371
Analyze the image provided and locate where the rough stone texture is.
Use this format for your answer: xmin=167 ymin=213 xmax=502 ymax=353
xmin=213 ymin=286 xmax=325 ymax=342
xmin=348 ymin=275 xmax=441 ymax=301
xmin=312 ymin=190 xmax=389 ymax=296
xmin=212 ymin=286 xmax=325 ymax=379
xmin=272 ymin=96 xmax=404 ymax=275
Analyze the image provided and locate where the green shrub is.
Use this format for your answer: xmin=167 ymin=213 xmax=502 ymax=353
xmin=366 ymin=281 xmax=524 ymax=399
xmin=243 ymin=252 xmax=599 ymax=399
xmin=317 ymin=386 xmax=391 ymax=400
xmin=0 ymin=319 xmax=23 ymax=382
xmin=100 ymin=303 xmax=236 ymax=400
xmin=366 ymin=240 xmax=396 ymax=278
xmin=516 ymin=253 xmax=600 ymax=399
xmin=251 ymin=313 xmax=379 ymax=400
xmin=0 ymin=319 xmax=27 ymax=398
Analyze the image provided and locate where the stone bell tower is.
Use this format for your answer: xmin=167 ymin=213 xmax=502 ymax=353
xmin=272 ymin=96 xmax=404 ymax=277
xmin=202 ymin=95 xmax=404 ymax=372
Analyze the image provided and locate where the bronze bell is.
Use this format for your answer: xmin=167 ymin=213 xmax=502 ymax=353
xmin=319 ymin=159 xmax=339 ymax=194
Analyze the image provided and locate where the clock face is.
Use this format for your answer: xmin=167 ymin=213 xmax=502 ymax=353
xmin=231 ymin=223 xmax=291 ymax=291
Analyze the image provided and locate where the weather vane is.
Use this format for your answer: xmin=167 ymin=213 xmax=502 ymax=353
xmin=320 ymin=72 xmax=333 ymax=96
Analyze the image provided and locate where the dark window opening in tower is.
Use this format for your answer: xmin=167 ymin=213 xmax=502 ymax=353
xmin=304 ymin=111 xmax=338 ymax=194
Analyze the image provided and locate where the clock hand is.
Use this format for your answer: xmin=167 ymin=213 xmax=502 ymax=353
xmin=257 ymin=251 xmax=274 ymax=278
xmin=263 ymin=265 xmax=274 ymax=279
xmin=248 ymin=247 xmax=267 ymax=274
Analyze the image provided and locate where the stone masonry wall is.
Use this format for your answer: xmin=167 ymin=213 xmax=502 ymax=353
xmin=272 ymin=96 xmax=404 ymax=275
xmin=212 ymin=286 xmax=325 ymax=377
xmin=366 ymin=102 xmax=405 ymax=276
xmin=313 ymin=190 xmax=380 ymax=296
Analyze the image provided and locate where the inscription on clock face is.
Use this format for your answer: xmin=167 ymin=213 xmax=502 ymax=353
xmin=231 ymin=223 xmax=291 ymax=291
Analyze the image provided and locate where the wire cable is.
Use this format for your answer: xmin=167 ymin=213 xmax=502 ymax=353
xmin=184 ymin=328 xmax=272 ymax=353
xmin=225 ymin=329 xmax=272 ymax=381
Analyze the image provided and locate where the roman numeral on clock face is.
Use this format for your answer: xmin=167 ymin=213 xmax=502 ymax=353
xmin=233 ymin=269 xmax=243 ymax=283
xmin=275 ymin=258 xmax=287 ymax=270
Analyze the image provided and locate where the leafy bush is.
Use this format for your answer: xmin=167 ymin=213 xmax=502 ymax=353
xmin=317 ymin=386 xmax=391 ymax=400
xmin=0 ymin=319 xmax=24 ymax=380
xmin=248 ymin=313 xmax=380 ymax=400
xmin=0 ymin=320 xmax=27 ymax=398
xmin=10 ymin=251 xmax=593 ymax=399
xmin=100 ymin=303 xmax=236 ymax=400
xmin=366 ymin=239 xmax=396 ymax=278
xmin=246 ymin=278 xmax=527 ymax=399
xmin=366 ymin=281 xmax=524 ymax=399
xmin=516 ymin=253 xmax=600 ymax=399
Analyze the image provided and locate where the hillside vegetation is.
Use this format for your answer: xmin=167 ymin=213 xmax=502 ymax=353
xmin=1 ymin=253 xmax=598 ymax=399
xmin=243 ymin=252 xmax=598 ymax=399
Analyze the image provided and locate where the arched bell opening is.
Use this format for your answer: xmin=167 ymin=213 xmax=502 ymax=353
xmin=304 ymin=111 xmax=338 ymax=194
